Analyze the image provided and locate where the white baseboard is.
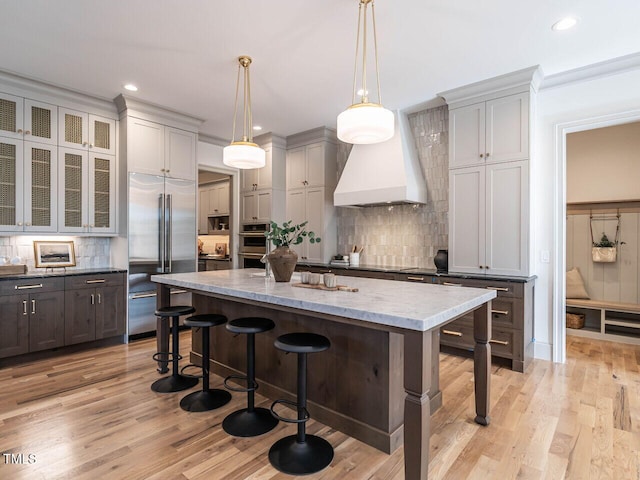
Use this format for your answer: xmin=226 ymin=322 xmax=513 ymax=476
xmin=533 ymin=341 xmax=553 ymax=362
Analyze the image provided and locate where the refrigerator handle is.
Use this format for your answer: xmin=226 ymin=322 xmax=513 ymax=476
xmin=159 ymin=193 xmax=166 ymax=273
xmin=167 ymin=194 xmax=173 ymax=273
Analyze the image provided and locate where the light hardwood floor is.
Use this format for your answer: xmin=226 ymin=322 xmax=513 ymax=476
xmin=1 ymin=333 xmax=639 ymax=479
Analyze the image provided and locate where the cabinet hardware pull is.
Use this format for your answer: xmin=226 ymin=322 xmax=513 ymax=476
xmin=131 ymin=292 xmax=156 ymax=299
xmin=86 ymin=279 xmax=106 ymax=284
xmin=486 ymin=152 xmax=490 ymax=157
xmin=485 ymin=266 xmax=490 ymax=269
xmin=442 ymin=329 xmax=463 ymax=337
xmin=82 ymin=141 xmax=88 ymax=146
xmin=491 ymin=309 xmax=509 ymax=315
xmin=490 ymin=339 xmax=509 ymax=346
xmin=166 ymin=169 xmax=170 ymax=173
xmin=26 ymin=222 xmax=31 ymax=226
xmin=97 ymin=294 xmax=101 ymax=304
xmin=170 ymin=289 xmax=188 ymax=295
xmin=479 ymin=153 xmax=484 ymax=158
xmin=31 ymin=299 xmax=36 ymax=315
xmin=479 ymin=265 xmax=484 ymax=269
xmin=17 ymin=222 xmax=23 ymax=226
xmin=89 ymin=144 xmax=94 ymax=148
xmin=25 ymin=130 xmax=31 ymax=135
xmin=486 ymin=286 xmax=509 ymax=292
xmin=15 ymin=284 xmax=43 ymax=290
xmin=407 ymin=276 xmax=425 ymax=281
xmin=23 ymin=300 xmax=27 ymax=315
xmin=443 ymin=282 xmax=461 ymax=287
xmin=17 ymin=128 xmax=23 ymax=134
xmin=91 ymin=294 xmax=95 ymax=305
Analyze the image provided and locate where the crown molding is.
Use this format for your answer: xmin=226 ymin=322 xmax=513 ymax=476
xmin=438 ymin=65 xmax=543 ymax=109
xmin=541 ymin=52 xmax=640 ymax=90
xmin=115 ymin=94 xmax=204 ymax=132
xmin=285 ymin=126 xmax=338 ymax=149
xmin=0 ymin=69 xmax=117 ymax=117
xmin=254 ymin=132 xmax=287 ymax=150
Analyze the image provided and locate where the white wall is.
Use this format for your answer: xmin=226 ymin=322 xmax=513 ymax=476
xmin=567 ymin=122 xmax=640 ymax=203
xmin=533 ymin=66 xmax=640 ymax=362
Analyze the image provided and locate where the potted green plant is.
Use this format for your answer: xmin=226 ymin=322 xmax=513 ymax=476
xmin=592 ymin=232 xmax=617 ymax=263
xmin=264 ymin=220 xmax=321 ymax=282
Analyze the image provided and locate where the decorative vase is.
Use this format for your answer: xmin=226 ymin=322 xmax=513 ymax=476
xmin=266 ymin=246 xmax=298 ymax=282
xmin=434 ymin=249 xmax=448 ymax=273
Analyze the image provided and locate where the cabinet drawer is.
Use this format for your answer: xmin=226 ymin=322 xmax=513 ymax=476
xmin=490 ymin=297 xmax=523 ymax=329
xmin=439 ymin=319 xmax=516 ymax=359
xmin=0 ymin=277 xmax=64 ymax=296
xmin=65 ymin=273 xmax=124 ymax=290
xmin=396 ymin=273 xmax=436 ymax=283
xmin=439 ymin=277 xmax=523 ymax=298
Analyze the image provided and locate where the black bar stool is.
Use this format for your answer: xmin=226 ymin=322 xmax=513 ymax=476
xmin=151 ymin=305 xmax=198 ymax=393
xmin=222 ymin=317 xmax=279 ymax=437
xmin=268 ymin=332 xmax=333 ymax=475
xmin=180 ymin=314 xmax=232 ymax=412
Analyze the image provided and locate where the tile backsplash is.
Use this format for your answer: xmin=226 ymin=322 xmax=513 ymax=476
xmin=336 ymin=106 xmax=449 ymax=269
xmin=0 ymin=236 xmax=111 ymax=272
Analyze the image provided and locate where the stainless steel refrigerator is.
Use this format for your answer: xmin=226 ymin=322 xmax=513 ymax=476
xmin=127 ymin=172 xmax=196 ymax=336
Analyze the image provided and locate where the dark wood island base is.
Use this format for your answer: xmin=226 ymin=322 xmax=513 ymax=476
xmin=153 ymin=271 xmax=493 ymax=480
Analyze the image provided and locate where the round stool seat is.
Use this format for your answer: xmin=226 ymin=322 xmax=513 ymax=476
xmin=155 ymin=305 xmax=195 ymax=317
xmin=184 ymin=313 xmax=227 ymax=328
xmin=226 ymin=317 xmax=275 ymax=334
xmin=274 ymin=333 xmax=330 ymax=354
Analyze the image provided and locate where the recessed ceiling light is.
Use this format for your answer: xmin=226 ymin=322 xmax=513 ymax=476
xmin=253 ymin=125 xmax=262 ymax=131
xmin=124 ymin=83 xmax=138 ymax=92
xmin=552 ymin=17 xmax=578 ymax=31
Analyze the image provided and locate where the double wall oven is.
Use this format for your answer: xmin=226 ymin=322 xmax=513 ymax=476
xmin=238 ymin=223 xmax=269 ymax=268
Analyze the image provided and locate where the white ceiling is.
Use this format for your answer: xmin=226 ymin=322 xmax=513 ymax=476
xmin=2 ymin=1 xmax=640 ymax=140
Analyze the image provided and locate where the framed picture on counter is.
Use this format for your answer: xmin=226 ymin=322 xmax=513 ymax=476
xmin=33 ymin=241 xmax=76 ymax=268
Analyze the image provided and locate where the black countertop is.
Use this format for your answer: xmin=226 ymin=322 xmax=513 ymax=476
xmin=0 ymin=268 xmax=127 ymax=281
xmin=295 ymin=262 xmax=536 ymax=283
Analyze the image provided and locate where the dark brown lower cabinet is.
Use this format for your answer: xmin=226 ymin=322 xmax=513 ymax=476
xmin=0 ymin=271 xmax=125 ymax=359
xmin=65 ymin=273 xmax=125 ymax=345
xmin=29 ymin=290 xmax=65 ymax=352
xmin=0 ymin=277 xmax=65 ymax=358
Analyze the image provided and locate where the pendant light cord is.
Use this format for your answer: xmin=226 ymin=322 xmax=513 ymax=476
xmin=351 ymin=2 xmax=363 ymax=105
xmin=246 ymin=64 xmax=253 ymax=143
xmin=350 ymin=0 xmax=383 ymax=106
xmin=371 ymin=2 xmax=382 ymax=105
xmin=231 ymin=63 xmax=241 ymax=143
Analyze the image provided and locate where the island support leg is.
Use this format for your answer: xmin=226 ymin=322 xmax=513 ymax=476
xmin=403 ymin=330 xmax=432 ymax=480
xmin=473 ymin=301 xmax=492 ymax=425
xmin=156 ymin=284 xmax=171 ymax=374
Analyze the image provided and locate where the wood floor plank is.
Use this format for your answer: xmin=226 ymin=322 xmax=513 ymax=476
xmin=1 ymin=333 xmax=639 ymax=479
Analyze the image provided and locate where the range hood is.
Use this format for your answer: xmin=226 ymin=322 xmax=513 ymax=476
xmin=333 ymin=112 xmax=427 ymax=207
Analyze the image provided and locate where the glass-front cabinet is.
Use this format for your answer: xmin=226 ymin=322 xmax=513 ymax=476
xmin=58 ymin=148 xmax=116 ymax=233
xmin=0 ymin=138 xmax=57 ymax=232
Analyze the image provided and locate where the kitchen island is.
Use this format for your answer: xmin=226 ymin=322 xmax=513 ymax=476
xmin=152 ymin=269 xmax=496 ymax=480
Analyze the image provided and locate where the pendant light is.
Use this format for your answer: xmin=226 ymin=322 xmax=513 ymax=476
xmin=337 ymin=0 xmax=394 ymax=145
xmin=223 ymin=56 xmax=266 ymax=169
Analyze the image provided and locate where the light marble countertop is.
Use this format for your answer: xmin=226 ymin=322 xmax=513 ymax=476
xmin=151 ymin=269 xmax=496 ymax=332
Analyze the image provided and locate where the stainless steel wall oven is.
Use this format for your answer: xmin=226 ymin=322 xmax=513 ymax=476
xmin=238 ymin=223 xmax=269 ymax=268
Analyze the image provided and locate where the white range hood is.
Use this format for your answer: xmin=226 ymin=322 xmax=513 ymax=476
xmin=333 ymin=112 xmax=427 ymax=207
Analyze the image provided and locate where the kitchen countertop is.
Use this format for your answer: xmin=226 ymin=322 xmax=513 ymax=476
xmin=151 ymin=269 xmax=496 ymax=332
xmin=296 ymin=261 xmax=536 ymax=283
xmin=0 ymin=267 xmax=127 ymax=281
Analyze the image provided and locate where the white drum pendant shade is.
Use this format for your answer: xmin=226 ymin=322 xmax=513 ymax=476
xmin=223 ymin=141 xmax=265 ymax=169
xmin=337 ymin=103 xmax=394 ymax=144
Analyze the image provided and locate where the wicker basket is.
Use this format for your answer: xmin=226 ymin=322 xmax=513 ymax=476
xmin=566 ymin=312 xmax=585 ymax=329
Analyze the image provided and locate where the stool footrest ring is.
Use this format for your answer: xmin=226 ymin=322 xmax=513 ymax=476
xmin=152 ymin=351 xmax=181 ymax=364
xmin=224 ymin=374 xmax=258 ymax=393
xmin=270 ymin=399 xmax=310 ymax=424
xmin=179 ymin=364 xmax=205 ymax=379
